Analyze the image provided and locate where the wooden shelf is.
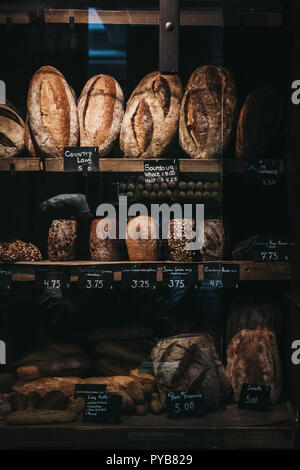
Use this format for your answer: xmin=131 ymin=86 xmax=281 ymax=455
xmin=0 ymin=157 xmax=281 ymax=174
xmin=0 ymin=403 xmax=294 ymax=449
xmin=6 ymin=260 xmax=292 ymax=283
xmin=0 ymin=8 xmax=282 ymax=27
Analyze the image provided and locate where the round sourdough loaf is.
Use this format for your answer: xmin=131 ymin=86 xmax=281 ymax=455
xmin=179 ymin=65 xmax=237 ymax=159
xmin=126 ymin=216 xmax=160 ymax=261
xmin=48 ymin=219 xmax=78 ymax=261
xmin=120 ymin=71 xmax=183 ymax=158
xmin=89 ymin=218 xmax=123 ymax=261
xmin=0 ymin=104 xmax=25 ymax=157
xmin=27 ymin=65 xmax=79 ymax=158
xmin=77 ymin=74 xmax=124 ymax=155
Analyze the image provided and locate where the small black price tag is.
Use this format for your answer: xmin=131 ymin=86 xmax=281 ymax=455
xmin=252 ymin=238 xmax=289 ymax=262
xmin=243 ymin=160 xmax=280 ymax=187
xmin=204 ymin=264 xmax=239 ymax=289
xmin=78 ymin=266 xmax=114 ymax=290
xmin=0 ymin=267 xmax=12 ymax=290
xmin=35 ymin=267 xmax=70 ymax=289
xmin=121 ymin=264 xmax=157 ymax=290
xmin=64 ymin=147 xmax=99 ymax=173
xmin=238 ymin=383 xmax=271 ymax=412
xmin=83 ymin=391 xmax=122 ymax=424
xmin=162 ymin=264 xmax=197 ymax=289
xmin=144 ymin=159 xmax=179 ymax=184
xmin=166 ymin=390 xmax=206 ymax=419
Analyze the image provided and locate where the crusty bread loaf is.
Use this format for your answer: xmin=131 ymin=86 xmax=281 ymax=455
xmin=0 ymin=104 xmax=25 ymax=157
xmin=179 ymin=66 xmax=237 ymax=159
xmin=236 ymin=88 xmax=283 ymax=158
xmin=168 ymin=218 xmax=197 ymax=262
xmin=27 ymin=65 xmax=79 ymax=158
xmin=25 ymin=115 xmax=38 ymax=157
xmin=48 ymin=219 xmax=77 ymax=261
xmin=198 ymin=219 xmax=225 ymax=261
xmin=89 ymin=323 xmax=154 ymax=342
xmin=126 ymin=216 xmax=160 ymax=261
xmin=120 ymin=71 xmax=182 ymax=158
xmin=78 ymin=74 xmax=124 ymax=155
xmin=89 ymin=218 xmax=123 ymax=261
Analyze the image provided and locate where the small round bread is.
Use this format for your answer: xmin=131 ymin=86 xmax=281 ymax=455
xmin=0 ymin=104 xmax=25 ymax=157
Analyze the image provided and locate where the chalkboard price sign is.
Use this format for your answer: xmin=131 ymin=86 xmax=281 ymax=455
xmin=238 ymin=383 xmax=271 ymax=412
xmin=78 ymin=266 xmax=114 ymax=290
xmin=0 ymin=267 xmax=12 ymax=290
xmin=166 ymin=390 xmax=206 ymax=419
xmin=84 ymin=392 xmax=122 ymax=424
xmin=204 ymin=264 xmax=239 ymax=289
xmin=243 ymin=160 xmax=280 ymax=187
xmin=64 ymin=147 xmax=99 ymax=173
xmin=144 ymin=160 xmax=179 ymax=184
xmin=35 ymin=267 xmax=70 ymax=289
xmin=162 ymin=264 xmax=197 ymax=289
xmin=121 ymin=264 xmax=157 ymax=290
xmin=252 ymin=238 xmax=289 ymax=262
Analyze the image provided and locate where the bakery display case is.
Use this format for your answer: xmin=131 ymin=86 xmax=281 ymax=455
xmin=0 ymin=0 xmax=299 ymax=450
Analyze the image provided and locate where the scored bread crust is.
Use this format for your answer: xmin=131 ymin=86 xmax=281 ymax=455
xmin=77 ymin=74 xmax=124 ymax=155
xmin=27 ymin=65 xmax=79 ymax=158
xmin=0 ymin=104 xmax=25 ymax=157
xmin=120 ymin=71 xmax=183 ymax=158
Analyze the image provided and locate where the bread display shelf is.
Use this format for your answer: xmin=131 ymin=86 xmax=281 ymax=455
xmin=0 ymin=403 xmax=294 ymax=450
xmin=0 ymin=9 xmax=282 ymax=27
xmin=5 ymin=260 xmax=292 ymax=283
xmin=0 ymin=157 xmax=284 ymax=174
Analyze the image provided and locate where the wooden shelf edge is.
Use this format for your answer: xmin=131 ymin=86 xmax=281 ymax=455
xmin=4 ymin=260 xmax=292 ymax=283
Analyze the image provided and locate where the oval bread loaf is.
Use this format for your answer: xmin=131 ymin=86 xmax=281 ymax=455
xmin=126 ymin=216 xmax=160 ymax=261
xmin=120 ymin=71 xmax=182 ymax=158
xmin=0 ymin=104 xmax=25 ymax=157
xmin=78 ymin=74 xmax=124 ymax=155
xmin=179 ymin=66 xmax=237 ymax=159
xmin=90 ymin=218 xmax=123 ymax=261
xmin=27 ymin=65 xmax=79 ymax=158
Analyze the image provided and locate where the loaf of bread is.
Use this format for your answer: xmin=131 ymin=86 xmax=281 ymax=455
xmin=236 ymin=88 xmax=283 ymax=158
xmin=77 ymin=74 xmax=124 ymax=155
xmin=168 ymin=219 xmax=197 ymax=262
xmin=179 ymin=66 xmax=237 ymax=159
xmin=198 ymin=219 xmax=225 ymax=261
xmin=126 ymin=216 xmax=160 ymax=261
xmin=48 ymin=219 xmax=77 ymax=261
xmin=120 ymin=71 xmax=183 ymax=158
xmin=89 ymin=218 xmax=123 ymax=261
xmin=151 ymin=333 xmax=233 ymax=411
xmin=0 ymin=240 xmax=42 ymax=262
xmin=25 ymin=115 xmax=38 ymax=157
xmin=226 ymin=295 xmax=282 ymax=405
xmin=0 ymin=104 xmax=25 ymax=157
xmin=89 ymin=323 xmax=154 ymax=342
xmin=27 ymin=65 xmax=79 ymax=158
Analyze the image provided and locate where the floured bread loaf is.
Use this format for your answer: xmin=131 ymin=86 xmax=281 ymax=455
xmin=0 ymin=104 xmax=25 ymax=157
xmin=78 ymin=74 xmax=124 ymax=155
xmin=120 ymin=71 xmax=182 ymax=158
xmin=179 ymin=66 xmax=237 ymax=159
xmin=27 ymin=65 xmax=79 ymax=158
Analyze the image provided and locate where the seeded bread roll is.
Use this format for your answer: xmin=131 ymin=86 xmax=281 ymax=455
xmin=48 ymin=219 xmax=77 ymax=261
xmin=120 ymin=71 xmax=183 ymax=158
xmin=27 ymin=65 xmax=79 ymax=158
xmin=90 ymin=218 xmax=123 ymax=261
xmin=168 ymin=219 xmax=197 ymax=262
xmin=78 ymin=74 xmax=124 ymax=155
xmin=179 ymin=66 xmax=237 ymax=159
xmin=0 ymin=104 xmax=25 ymax=157
xmin=0 ymin=240 xmax=42 ymax=262
xmin=126 ymin=216 xmax=160 ymax=261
